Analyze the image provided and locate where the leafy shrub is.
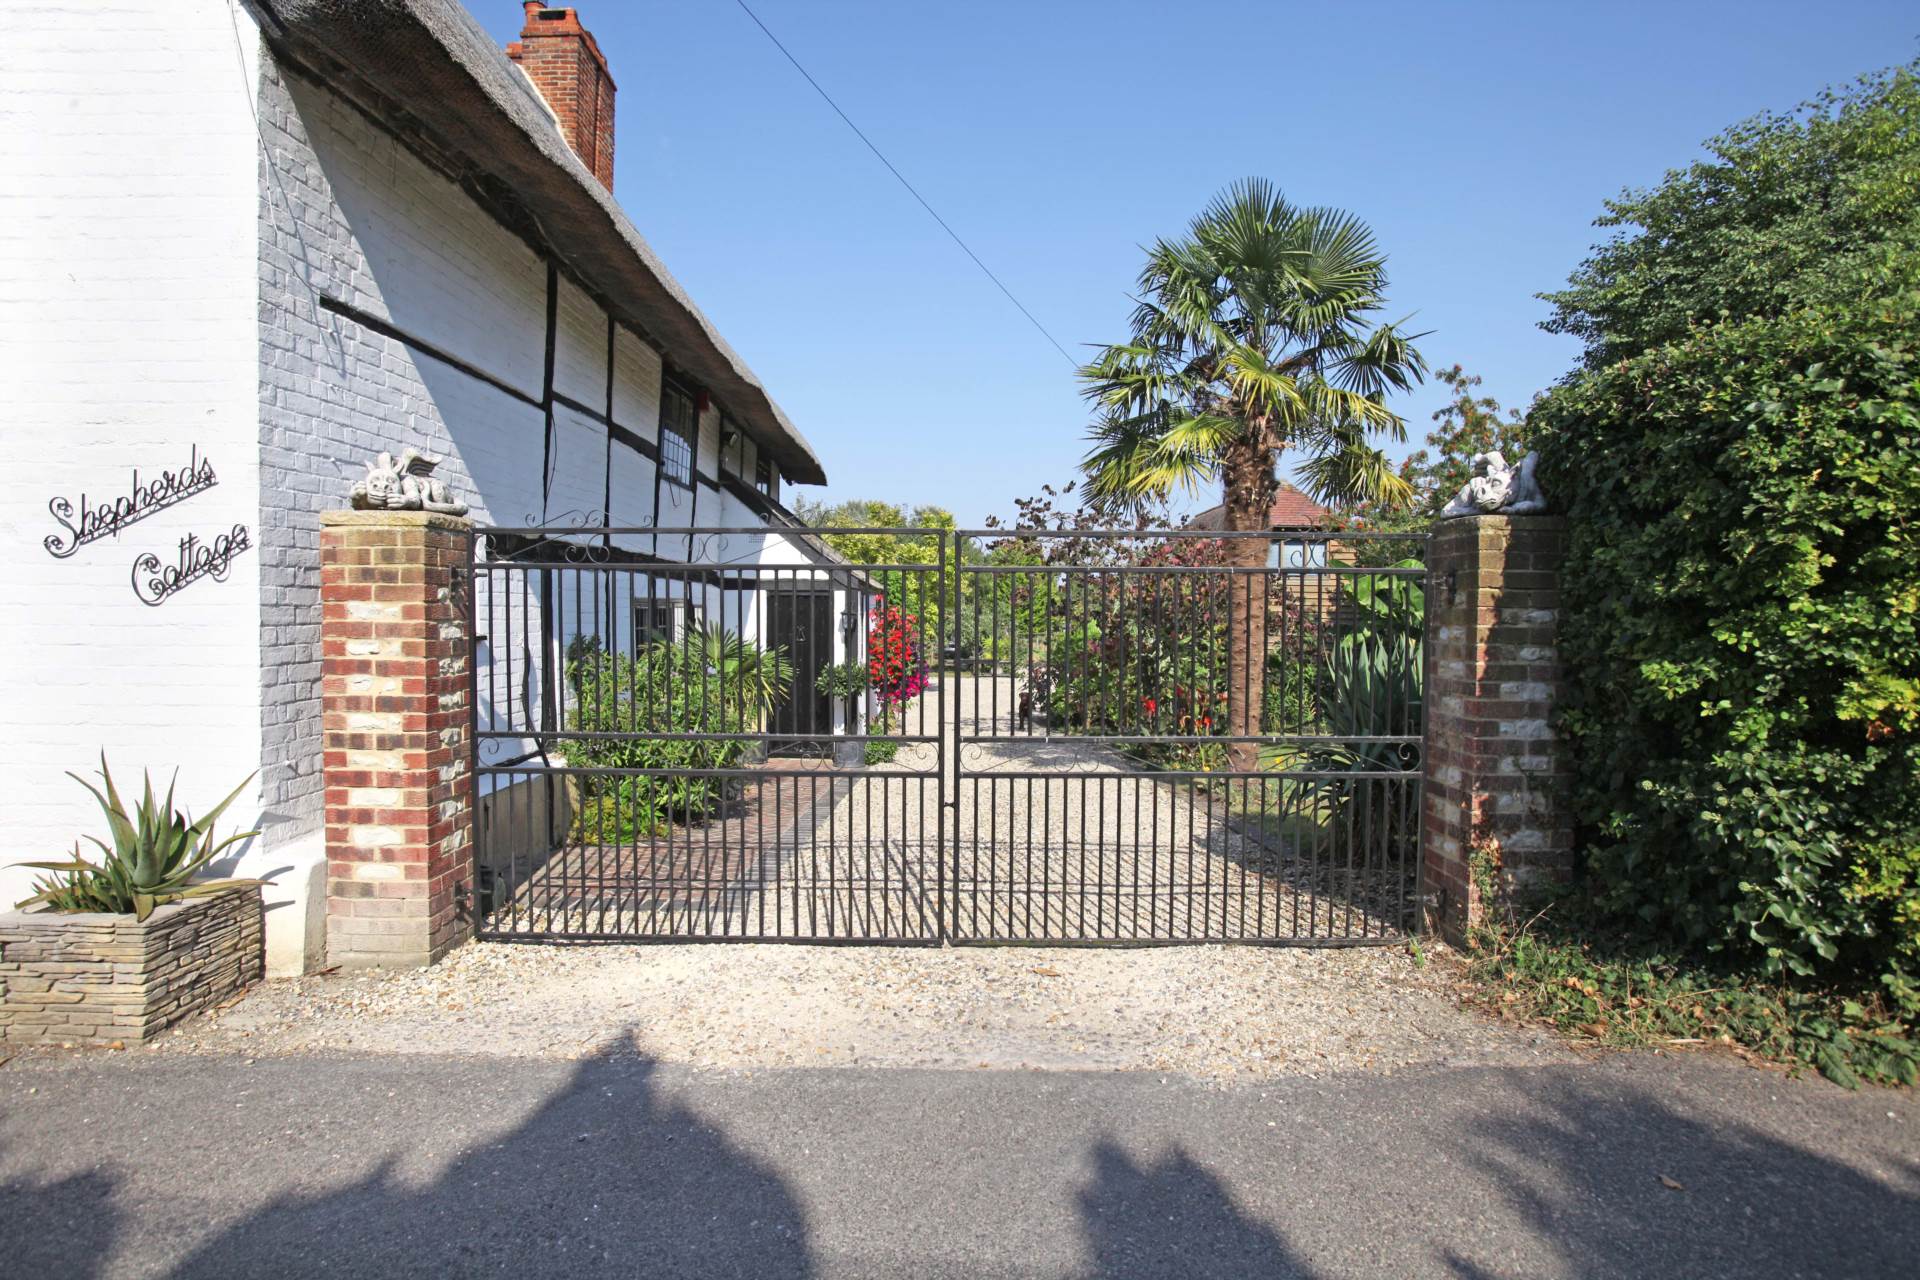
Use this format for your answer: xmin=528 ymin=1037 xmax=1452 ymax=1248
xmin=1261 ymin=613 xmax=1324 ymax=733
xmin=817 ymin=663 xmax=870 ymax=702
xmin=1041 ymin=537 xmax=1234 ymax=745
xmin=14 ymin=756 xmax=261 ymax=920
xmin=1533 ymin=282 xmax=1920 ymax=1013
xmin=565 ymin=627 xmax=792 ymax=842
xmin=1541 ymin=64 xmax=1920 ymax=368
xmin=1282 ymin=562 xmax=1425 ymax=857
xmin=818 ymin=661 xmax=871 ymax=735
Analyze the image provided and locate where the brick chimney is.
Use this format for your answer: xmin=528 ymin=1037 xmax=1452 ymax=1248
xmin=506 ymin=3 xmax=616 ymax=191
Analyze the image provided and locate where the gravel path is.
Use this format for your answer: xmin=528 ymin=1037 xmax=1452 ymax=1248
xmin=877 ymin=675 xmax=1411 ymax=942
xmin=135 ymin=939 xmax=1566 ymax=1080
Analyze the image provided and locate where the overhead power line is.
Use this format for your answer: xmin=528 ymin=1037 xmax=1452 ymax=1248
xmin=731 ymin=0 xmax=1075 ymax=365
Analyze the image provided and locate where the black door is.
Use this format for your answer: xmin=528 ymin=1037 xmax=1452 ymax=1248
xmin=767 ymin=590 xmax=832 ymax=752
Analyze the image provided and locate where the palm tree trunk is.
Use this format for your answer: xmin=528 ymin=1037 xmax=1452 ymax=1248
xmin=1221 ymin=440 xmax=1272 ymax=774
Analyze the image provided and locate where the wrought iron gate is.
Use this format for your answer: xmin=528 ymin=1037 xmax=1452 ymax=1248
xmin=467 ymin=523 xmax=1425 ymax=945
xmin=948 ymin=529 xmax=1426 ymax=944
xmin=469 ymin=525 xmax=947 ymax=943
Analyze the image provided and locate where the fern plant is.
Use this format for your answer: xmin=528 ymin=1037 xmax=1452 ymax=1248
xmin=13 ymin=755 xmax=262 ymax=921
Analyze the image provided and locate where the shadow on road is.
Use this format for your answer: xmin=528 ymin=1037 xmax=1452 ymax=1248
xmin=2 ymin=1051 xmax=1916 ymax=1277
xmin=1076 ymin=1139 xmax=1315 ymax=1278
xmin=166 ymin=1052 xmax=811 ymax=1278
xmin=1441 ymin=1074 xmax=1920 ymax=1278
xmin=0 ymin=1153 xmax=121 ymax=1280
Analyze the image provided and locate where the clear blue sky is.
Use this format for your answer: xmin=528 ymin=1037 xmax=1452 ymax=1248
xmin=478 ymin=1 xmax=1916 ymax=526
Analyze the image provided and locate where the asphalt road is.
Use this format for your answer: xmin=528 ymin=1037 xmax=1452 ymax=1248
xmin=2 ymin=1049 xmax=1915 ymax=1279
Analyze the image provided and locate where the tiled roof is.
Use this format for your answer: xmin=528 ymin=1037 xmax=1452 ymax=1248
xmin=1265 ymin=486 xmax=1329 ymax=528
xmin=1190 ymin=484 xmax=1330 ymax=531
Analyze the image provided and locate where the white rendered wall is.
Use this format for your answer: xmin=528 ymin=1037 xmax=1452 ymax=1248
xmin=0 ymin=3 xmax=266 ymax=917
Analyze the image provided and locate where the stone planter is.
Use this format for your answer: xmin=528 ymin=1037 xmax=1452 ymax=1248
xmin=0 ymin=887 xmax=264 ymax=1046
xmin=832 ymin=738 xmax=866 ymax=770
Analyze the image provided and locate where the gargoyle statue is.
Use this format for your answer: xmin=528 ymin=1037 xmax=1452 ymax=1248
xmin=1439 ymin=450 xmax=1547 ymax=518
xmin=350 ymin=448 xmax=469 ymax=515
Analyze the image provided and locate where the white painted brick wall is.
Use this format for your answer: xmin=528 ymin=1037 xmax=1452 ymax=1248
xmin=255 ymin=57 xmax=739 ymax=846
xmin=0 ymin=5 xmax=804 ymax=948
xmin=548 ymin=406 xmax=610 ymax=521
xmin=258 ymin=61 xmax=567 ymax=843
xmin=0 ymin=2 xmax=265 ymax=908
xmin=655 ymin=475 xmax=699 ymax=529
xmin=610 ymin=326 xmax=662 ymax=444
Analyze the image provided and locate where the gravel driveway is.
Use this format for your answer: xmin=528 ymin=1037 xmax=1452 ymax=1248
xmin=130 ymin=679 xmax=1512 ymax=1080
xmin=890 ymin=674 xmax=1409 ymax=941
xmin=126 ymin=939 xmax=1563 ymax=1080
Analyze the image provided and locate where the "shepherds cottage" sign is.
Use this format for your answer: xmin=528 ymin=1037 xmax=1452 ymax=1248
xmin=41 ymin=446 xmax=251 ymax=604
xmin=42 ymin=445 xmax=218 ymax=558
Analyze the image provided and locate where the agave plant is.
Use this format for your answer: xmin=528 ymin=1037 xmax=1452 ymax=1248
xmin=1319 ymin=631 xmax=1424 ymax=762
xmin=13 ymin=755 xmax=263 ymax=920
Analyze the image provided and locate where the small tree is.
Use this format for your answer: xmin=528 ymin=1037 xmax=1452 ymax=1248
xmin=1338 ymin=364 xmax=1533 ymax=532
xmin=796 ymin=498 xmax=955 ymax=652
xmin=1078 ymin=179 xmax=1424 ymax=768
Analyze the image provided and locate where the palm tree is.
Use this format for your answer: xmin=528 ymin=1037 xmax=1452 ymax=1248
xmin=1079 ymin=178 xmax=1424 ymax=770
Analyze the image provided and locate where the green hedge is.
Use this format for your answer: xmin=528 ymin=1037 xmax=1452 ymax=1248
xmin=1533 ymin=281 xmax=1920 ymax=1013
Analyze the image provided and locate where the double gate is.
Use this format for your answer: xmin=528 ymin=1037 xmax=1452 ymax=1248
xmin=468 ymin=525 xmax=1425 ymax=945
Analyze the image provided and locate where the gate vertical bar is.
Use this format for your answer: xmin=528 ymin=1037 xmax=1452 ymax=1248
xmin=940 ymin=529 xmax=954 ymax=944
xmin=465 ymin=524 xmax=483 ymax=934
xmin=1413 ymin=531 xmax=1433 ymax=936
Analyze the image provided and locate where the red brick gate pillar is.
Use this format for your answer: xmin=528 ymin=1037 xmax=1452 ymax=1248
xmin=319 ymin=510 xmax=473 ymax=967
xmin=1422 ymin=514 xmax=1573 ymax=942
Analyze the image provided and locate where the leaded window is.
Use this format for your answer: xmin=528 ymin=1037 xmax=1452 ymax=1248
xmin=660 ymin=383 xmax=696 ymax=486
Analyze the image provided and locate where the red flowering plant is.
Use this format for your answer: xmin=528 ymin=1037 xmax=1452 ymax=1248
xmin=867 ymin=596 xmax=928 ymax=709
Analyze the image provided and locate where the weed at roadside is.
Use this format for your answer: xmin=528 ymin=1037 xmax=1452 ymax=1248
xmin=1462 ymin=888 xmax=1918 ymax=1088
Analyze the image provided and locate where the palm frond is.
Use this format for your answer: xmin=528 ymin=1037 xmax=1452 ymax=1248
xmin=1296 ymin=437 xmax=1415 ymax=509
xmin=1079 ymin=178 xmax=1423 ymax=518
xmin=1079 ymin=406 xmax=1213 ymax=512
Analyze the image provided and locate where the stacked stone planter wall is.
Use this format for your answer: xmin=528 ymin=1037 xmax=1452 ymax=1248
xmin=0 ymin=887 xmax=264 ymax=1046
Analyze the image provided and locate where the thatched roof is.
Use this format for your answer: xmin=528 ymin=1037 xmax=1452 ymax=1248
xmin=253 ymin=0 xmax=827 ymax=485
